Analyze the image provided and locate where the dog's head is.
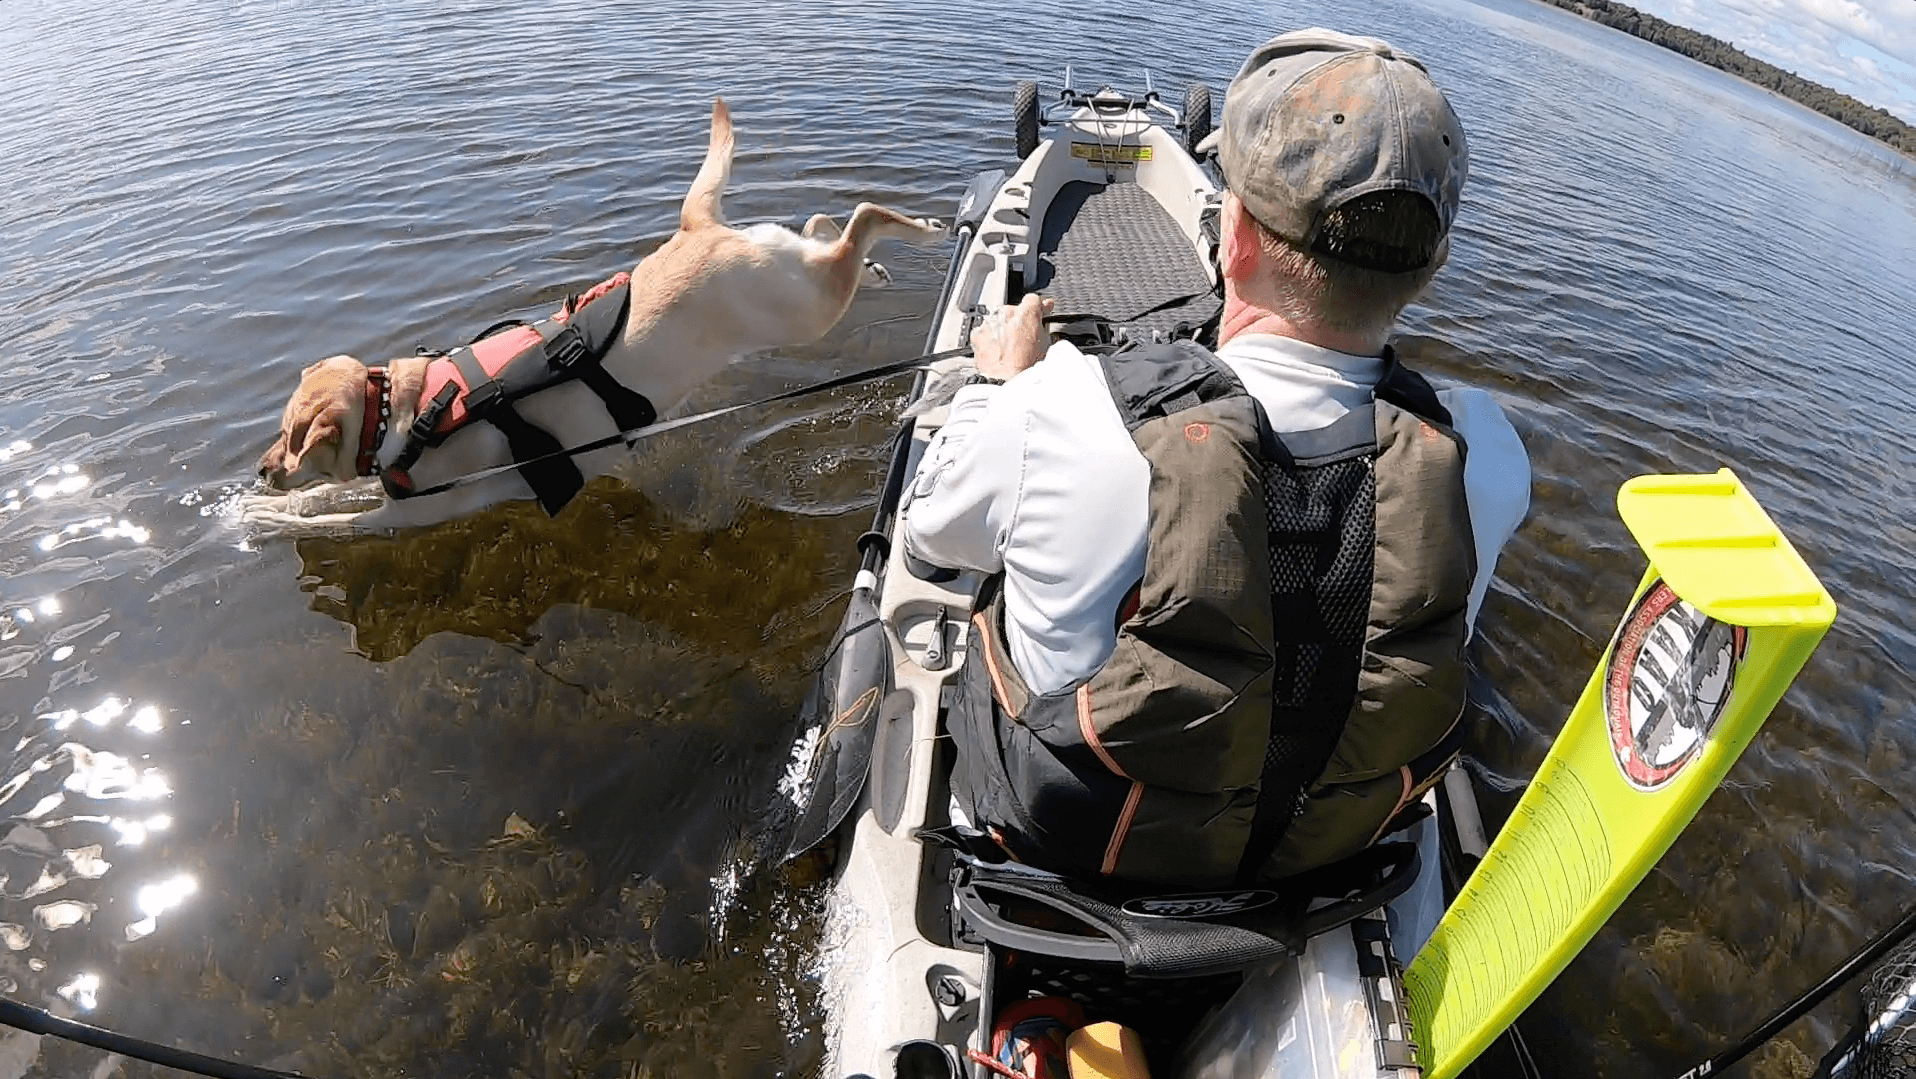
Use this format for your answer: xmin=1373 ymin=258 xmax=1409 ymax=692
xmin=258 ymin=355 xmax=368 ymax=490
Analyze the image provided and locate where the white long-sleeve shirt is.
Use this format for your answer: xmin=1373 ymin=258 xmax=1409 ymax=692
xmin=900 ymin=333 xmax=1532 ymax=695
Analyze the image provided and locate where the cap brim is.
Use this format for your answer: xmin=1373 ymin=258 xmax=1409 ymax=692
xmin=1194 ymin=129 xmax=1221 ymax=154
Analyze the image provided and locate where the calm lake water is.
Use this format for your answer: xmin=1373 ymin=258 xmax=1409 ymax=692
xmin=1 ymin=0 xmax=1913 ymax=1076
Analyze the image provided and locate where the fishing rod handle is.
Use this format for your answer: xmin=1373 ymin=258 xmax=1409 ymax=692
xmin=0 ymin=998 xmax=323 ymax=1079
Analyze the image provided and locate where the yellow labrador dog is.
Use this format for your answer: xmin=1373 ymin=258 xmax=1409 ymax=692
xmin=246 ymin=99 xmax=941 ymax=533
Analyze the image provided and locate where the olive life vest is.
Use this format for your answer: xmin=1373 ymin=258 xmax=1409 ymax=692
xmin=948 ymin=340 xmax=1478 ymax=887
xmin=380 ymin=272 xmax=657 ymax=515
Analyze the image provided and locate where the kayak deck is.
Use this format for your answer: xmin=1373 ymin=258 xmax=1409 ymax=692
xmin=1030 ymin=180 xmax=1220 ymax=339
xmin=819 ymin=89 xmax=1433 ymax=1079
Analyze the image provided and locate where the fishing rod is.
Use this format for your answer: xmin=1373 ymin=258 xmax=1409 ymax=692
xmin=1672 ymin=897 xmax=1916 ymax=1078
xmin=395 ymin=345 xmax=965 ymax=501
xmin=0 ymin=997 xmax=324 ymax=1079
xmin=12 ymin=225 xmax=989 ymax=1079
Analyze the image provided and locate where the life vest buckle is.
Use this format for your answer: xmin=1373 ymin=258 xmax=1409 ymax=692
xmin=545 ymin=325 xmax=590 ymax=371
xmin=411 ymin=382 xmax=460 ymax=445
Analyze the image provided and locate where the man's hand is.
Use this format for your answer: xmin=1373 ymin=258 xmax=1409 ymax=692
xmin=972 ymin=294 xmax=1055 ymax=381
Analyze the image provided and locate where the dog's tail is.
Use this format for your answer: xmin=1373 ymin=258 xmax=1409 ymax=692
xmin=681 ymin=98 xmax=734 ymax=232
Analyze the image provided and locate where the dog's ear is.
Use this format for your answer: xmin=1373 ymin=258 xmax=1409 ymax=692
xmin=285 ymin=407 xmax=345 ymax=471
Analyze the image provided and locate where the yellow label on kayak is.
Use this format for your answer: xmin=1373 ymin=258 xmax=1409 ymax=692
xmin=1405 ymin=469 xmax=1836 ymax=1079
xmin=1071 ymin=143 xmax=1152 ymax=164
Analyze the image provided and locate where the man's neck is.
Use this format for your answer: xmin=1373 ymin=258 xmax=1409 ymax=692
xmin=1217 ymin=292 xmax=1385 ymax=356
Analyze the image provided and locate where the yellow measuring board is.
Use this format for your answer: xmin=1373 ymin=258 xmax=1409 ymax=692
xmin=1404 ymin=469 xmax=1837 ymax=1078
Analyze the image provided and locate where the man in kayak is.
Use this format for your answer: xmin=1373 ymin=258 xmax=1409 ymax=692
xmin=900 ymin=29 xmax=1531 ymax=885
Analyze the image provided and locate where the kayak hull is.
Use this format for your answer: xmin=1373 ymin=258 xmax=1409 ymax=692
xmin=813 ymin=85 xmax=1451 ymax=1079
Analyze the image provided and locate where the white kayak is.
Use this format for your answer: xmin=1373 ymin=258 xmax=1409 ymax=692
xmin=789 ymin=77 xmax=1485 ymax=1079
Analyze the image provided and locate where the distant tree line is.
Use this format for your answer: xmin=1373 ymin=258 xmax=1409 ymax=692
xmin=1542 ymin=0 xmax=1915 ymax=157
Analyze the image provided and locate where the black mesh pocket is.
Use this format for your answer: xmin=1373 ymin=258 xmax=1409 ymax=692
xmin=1242 ymin=453 xmax=1375 ymax=878
xmin=1262 ymin=455 xmax=1374 ymax=662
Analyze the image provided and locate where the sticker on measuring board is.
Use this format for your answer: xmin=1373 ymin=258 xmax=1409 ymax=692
xmin=1070 ymin=143 xmax=1153 ymax=164
xmin=1603 ymin=580 xmax=1748 ymax=791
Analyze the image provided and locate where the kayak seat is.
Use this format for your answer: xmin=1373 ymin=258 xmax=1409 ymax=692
xmin=946 ymin=838 xmax=1418 ymax=980
xmin=1029 ymin=181 xmax=1219 ymax=341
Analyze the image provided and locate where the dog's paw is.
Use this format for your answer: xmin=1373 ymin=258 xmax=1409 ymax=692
xmin=862 ymin=259 xmax=894 ymax=287
xmin=916 ymin=217 xmax=945 ymax=236
xmin=234 ymin=481 xmax=387 ymax=539
xmin=234 ymin=494 xmax=307 ymax=537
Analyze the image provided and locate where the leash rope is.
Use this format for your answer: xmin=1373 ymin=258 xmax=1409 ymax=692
xmin=394 ymin=346 xmax=971 ymax=500
xmin=388 ymin=281 xmax=1220 ymax=502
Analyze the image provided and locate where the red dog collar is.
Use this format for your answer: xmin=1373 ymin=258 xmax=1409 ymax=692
xmin=356 ymin=367 xmax=392 ymax=476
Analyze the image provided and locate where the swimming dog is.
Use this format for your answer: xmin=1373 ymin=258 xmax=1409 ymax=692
xmin=247 ymin=99 xmax=942 ymax=533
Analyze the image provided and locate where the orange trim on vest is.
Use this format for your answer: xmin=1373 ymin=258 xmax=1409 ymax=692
xmin=559 ymin=271 xmax=629 ymax=322
xmin=972 ymin=613 xmax=1018 ymax=719
xmin=1102 ymin=781 xmax=1144 ymax=875
xmin=419 ymin=325 xmax=543 ymax=433
xmin=1367 ymin=764 xmax=1420 ymax=848
xmin=1076 ymin=683 xmax=1132 ymax=780
xmin=417 ymin=269 xmax=632 ymax=435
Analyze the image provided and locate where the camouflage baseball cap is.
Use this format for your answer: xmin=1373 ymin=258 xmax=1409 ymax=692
xmin=1199 ymin=29 xmax=1470 ymax=272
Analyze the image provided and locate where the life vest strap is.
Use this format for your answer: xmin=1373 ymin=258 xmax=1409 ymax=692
xmin=541 ymin=318 xmax=657 ymax=434
xmin=380 ymin=275 xmax=649 ymax=515
xmin=574 ymin=364 xmax=657 ymax=434
xmin=387 ymin=381 xmax=459 ymax=481
xmin=448 ymin=347 xmax=505 ymax=415
xmin=483 ymin=401 xmax=584 ymax=515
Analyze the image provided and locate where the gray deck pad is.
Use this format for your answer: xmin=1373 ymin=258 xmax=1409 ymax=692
xmin=1030 ymin=180 xmax=1219 ymax=340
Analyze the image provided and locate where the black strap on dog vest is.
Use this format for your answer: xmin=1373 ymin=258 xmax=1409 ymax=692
xmin=543 ymin=294 xmax=657 ymax=433
xmin=477 ymin=402 xmax=581 ymax=514
xmin=381 ymin=282 xmax=654 ymax=515
xmin=449 ymin=347 xmax=505 ymax=415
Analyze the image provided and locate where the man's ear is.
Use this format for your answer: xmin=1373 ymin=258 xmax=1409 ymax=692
xmin=1220 ymin=195 xmax=1264 ymax=283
